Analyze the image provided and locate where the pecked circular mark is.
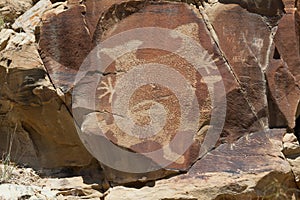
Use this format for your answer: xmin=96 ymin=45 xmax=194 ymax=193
xmin=112 ymin=63 xmax=196 ymax=139
xmin=72 ymin=27 xmax=227 ymax=173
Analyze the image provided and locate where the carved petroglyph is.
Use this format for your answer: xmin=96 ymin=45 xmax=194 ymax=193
xmin=97 ymin=40 xmax=143 ymax=61
xmin=74 ymin=3 xmax=226 ymax=172
xmin=97 ymin=77 xmax=115 ymax=103
xmin=94 ymin=32 xmax=220 ymax=167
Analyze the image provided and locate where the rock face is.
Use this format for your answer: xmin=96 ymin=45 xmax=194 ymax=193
xmin=266 ymin=0 xmax=300 ymax=129
xmin=0 ymin=6 xmax=93 ymax=169
xmin=0 ymin=0 xmax=300 ymax=199
xmin=205 ymin=3 xmax=271 ymax=128
xmin=218 ymin=0 xmax=284 ymax=16
xmin=0 ymin=0 xmax=34 ymax=24
xmin=12 ymin=0 xmax=52 ymax=34
xmin=106 ymin=129 xmax=298 ymax=200
xmin=77 ymin=2 xmax=223 ymax=177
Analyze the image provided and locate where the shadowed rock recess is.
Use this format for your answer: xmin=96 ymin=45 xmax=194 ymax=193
xmin=0 ymin=0 xmax=300 ymax=199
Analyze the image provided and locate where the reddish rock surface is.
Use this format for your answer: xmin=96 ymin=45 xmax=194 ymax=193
xmin=106 ymin=129 xmax=298 ymax=199
xmin=39 ymin=3 xmax=92 ymax=92
xmin=266 ymin=59 xmax=300 ymax=129
xmin=205 ymin=3 xmax=271 ymax=129
xmin=69 ymin=1 xmax=272 ymax=184
xmin=274 ymin=2 xmax=300 ymax=82
xmin=75 ymin=2 xmax=216 ymax=182
xmin=266 ymin=0 xmax=300 ymax=129
xmin=189 ymin=129 xmax=287 ymax=174
xmin=39 ymin=0 xmax=147 ymax=92
xmin=35 ymin=0 xmax=300 ymax=185
xmin=1 ymin=0 xmax=300 ymax=197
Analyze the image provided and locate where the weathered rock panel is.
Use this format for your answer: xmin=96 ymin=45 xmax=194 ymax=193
xmin=218 ymin=0 xmax=284 ymax=17
xmin=106 ymin=129 xmax=298 ymax=200
xmin=267 ymin=0 xmax=300 ymax=129
xmin=0 ymin=31 xmax=93 ymax=169
xmin=0 ymin=0 xmax=299 ymax=196
xmin=205 ymin=3 xmax=271 ymax=128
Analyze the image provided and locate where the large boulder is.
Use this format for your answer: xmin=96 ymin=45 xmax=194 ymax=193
xmin=0 ymin=28 xmax=93 ymax=169
xmin=38 ymin=0 xmax=280 ymax=184
xmin=36 ymin=0 xmax=298 ymax=187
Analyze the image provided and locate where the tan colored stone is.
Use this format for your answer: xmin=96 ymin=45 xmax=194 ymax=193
xmin=0 ymin=29 xmax=14 ymax=51
xmin=0 ymin=0 xmax=34 ymax=23
xmin=0 ymin=31 xmax=93 ymax=168
xmin=283 ymin=132 xmax=300 ymax=189
xmin=287 ymin=156 xmax=300 ymax=188
xmin=12 ymin=0 xmax=52 ymax=34
xmin=38 ymin=176 xmax=103 ymax=198
xmin=106 ymin=172 xmax=298 ymax=200
xmin=0 ymin=168 xmax=103 ymax=200
xmin=283 ymin=133 xmax=300 ymax=156
xmin=0 ymin=184 xmax=57 ymax=200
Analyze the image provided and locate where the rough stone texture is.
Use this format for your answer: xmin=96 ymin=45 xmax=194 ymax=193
xmin=39 ymin=0 xmax=148 ymax=93
xmin=74 ymin=2 xmax=214 ymax=183
xmin=283 ymin=133 xmax=300 ymax=156
xmin=67 ymin=1 xmax=271 ymax=184
xmin=12 ymin=0 xmax=52 ymax=34
xmin=0 ymin=29 xmax=14 ymax=51
xmin=267 ymin=0 xmax=300 ymax=129
xmin=106 ymin=129 xmax=298 ymax=200
xmin=266 ymin=59 xmax=300 ymax=129
xmin=35 ymin=0 xmax=300 ymax=186
xmin=218 ymin=0 xmax=284 ymax=17
xmin=0 ymin=184 xmax=57 ymax=200
xmin=283 ymin=133 xmax=300 ymax=188
xmin=0 ymin=0 xmax=300 ymax=198
xmin=205 ymin=3 xmax=271 ymax=128
xmin=107 ymin=172 xmax=298 ymax=200
xmin=0 ymin=0 xmax=34 ymax=24
xmin=94 ymin=2 xmax=213 ymax=170
xmin=189 ymin=129 xmax=287 ymax=173
xmin=84 ymin=0 xmax=146 ymax=41
xmin=0 ymin=173 xmax=103 ymax=200
xmin=39 ymin=1 xmax=93 ymax=93
xmin=0 ymin=28 xmax=93 ymax=168
xmin=38 ymin=176 xmax=103 ymax=198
